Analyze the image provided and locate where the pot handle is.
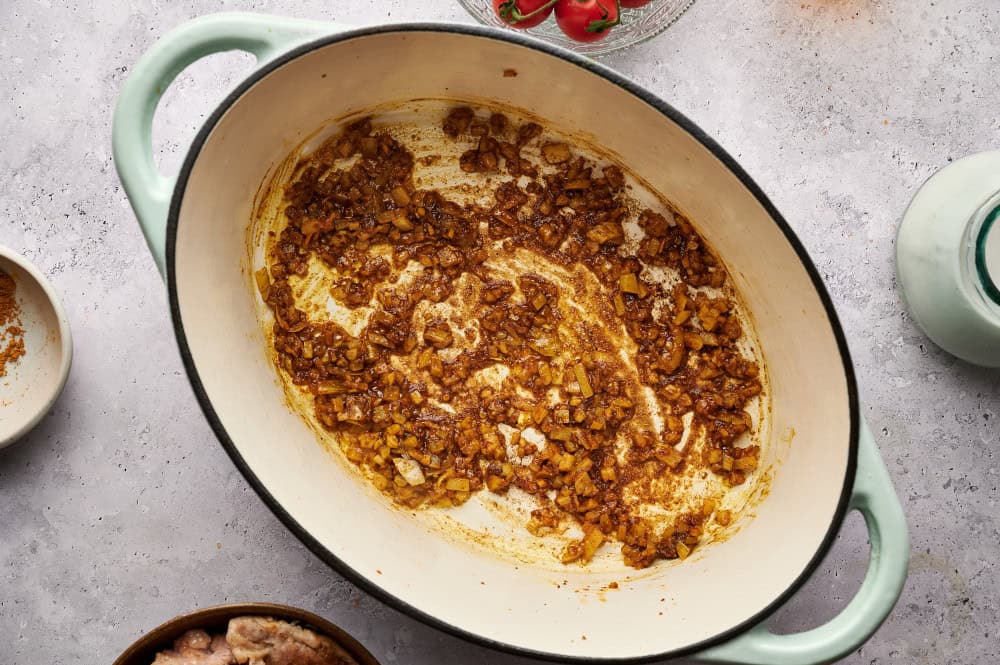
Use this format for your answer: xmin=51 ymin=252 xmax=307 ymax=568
xmin=694 ymin=418 xmax=909 ymax=665
xmin=111 ymin=12 xmax=339 ymax=277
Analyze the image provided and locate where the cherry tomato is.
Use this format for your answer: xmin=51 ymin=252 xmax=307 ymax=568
xmin=619 ymin=0 xmax=652 ymax=7
xmin=555 ymin=0 xmax=621 ymax=42
xmin=493 ymin=0 xmax=557 ymax=29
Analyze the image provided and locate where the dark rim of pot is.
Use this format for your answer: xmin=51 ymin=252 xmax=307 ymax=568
xmin=165 ymin=22 xmax=860 ymax=665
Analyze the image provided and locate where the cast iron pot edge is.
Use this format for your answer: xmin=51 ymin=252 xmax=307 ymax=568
xmin=164 ymin=22 xmax=860 ymax=664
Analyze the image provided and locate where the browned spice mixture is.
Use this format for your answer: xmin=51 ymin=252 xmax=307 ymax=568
xmin=259 ymin=107 xmax=763 ymax=568
xmin=0 ymin=270 xmax=25 ymax=378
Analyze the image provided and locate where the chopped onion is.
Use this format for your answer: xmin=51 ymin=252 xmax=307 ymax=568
xmin=393 ymin=457 xmax=425 ymax=486
xmin=390 ymin=186 xmax=411 ymax=206
xmin=254 ymin=268 xmax=270 ymax=295
xmin=359 ymin=137 xmax=378 ymax=157
xmin=619 ymin=273 xmax=640 ymax=294
xmin=574 ymin=363 xmax=594 ymax=399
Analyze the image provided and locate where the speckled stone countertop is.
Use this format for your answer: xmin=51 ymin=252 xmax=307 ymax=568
xmin=1 ymin=1 xmax=997 ymax=663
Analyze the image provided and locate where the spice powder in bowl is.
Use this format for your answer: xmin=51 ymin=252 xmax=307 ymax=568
xmin=0 ymin=269 xmax=26 ymax=377
xmin=252 ymin=103 xmax=770 ymax=569
xmin=0 ymin=248 xmax=72 ymax=448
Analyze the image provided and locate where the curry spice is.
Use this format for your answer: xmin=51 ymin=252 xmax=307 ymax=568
xmin=0 ymin=270 xmax=25 ymax=378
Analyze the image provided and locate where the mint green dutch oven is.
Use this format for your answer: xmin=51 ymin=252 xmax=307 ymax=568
xmin=112 ymin=13 xmax=909 ymax=664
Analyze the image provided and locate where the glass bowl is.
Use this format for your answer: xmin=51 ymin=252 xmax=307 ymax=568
xmin=458 ymin=0 xmax=697 ymax=56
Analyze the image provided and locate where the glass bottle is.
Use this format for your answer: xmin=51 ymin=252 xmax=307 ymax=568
xmin=897 ymin=150 xmax=1000 ymax=367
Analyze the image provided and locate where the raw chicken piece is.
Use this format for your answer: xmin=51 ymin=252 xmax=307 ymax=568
xmin=151 ymin=628 xmax=236 ymax=665
xmin=226 ymin=616 xmax=357 ymax=665
xmin=178 ymin=631 xmax=211 ymax=650
xmin=210 ymin=635 xmax=233 ymax=657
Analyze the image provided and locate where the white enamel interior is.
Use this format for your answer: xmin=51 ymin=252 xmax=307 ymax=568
xmin=171 ymin=30 xmax=853 ymax=659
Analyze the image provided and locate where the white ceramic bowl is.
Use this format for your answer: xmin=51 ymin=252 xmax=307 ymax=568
xmin=112 ymin=14 xmax=908 ymax=664
xmin=0 ymin=247 xmax=72 ymax=448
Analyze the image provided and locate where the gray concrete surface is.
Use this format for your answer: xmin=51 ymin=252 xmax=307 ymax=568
xmin=1 ymin=0 xmax=997 ymax=663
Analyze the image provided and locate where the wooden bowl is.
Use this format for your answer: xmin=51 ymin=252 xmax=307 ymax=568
xmin=111 ymin=603 xmax=380 ymax=665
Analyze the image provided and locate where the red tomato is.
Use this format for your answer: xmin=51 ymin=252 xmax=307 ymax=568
xmin=493 ymin=0 xmax=557 ymax=29
xmin=619 ymin=0 xmax=652 ymax=6
xmin=555 ymin=0 xmax=621 ymax=42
